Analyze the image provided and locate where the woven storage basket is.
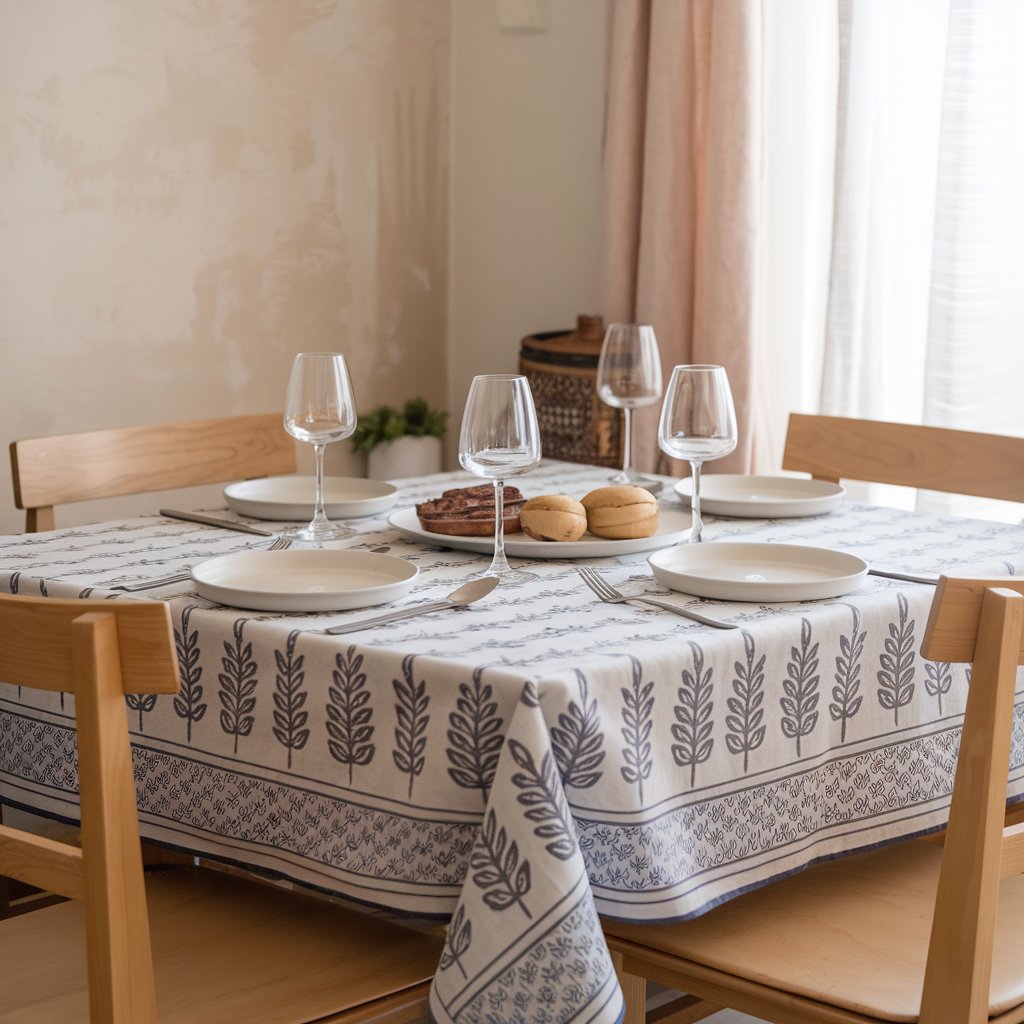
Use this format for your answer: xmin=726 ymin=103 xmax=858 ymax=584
xmin=518 ymin=315 xmax=622 ymax=468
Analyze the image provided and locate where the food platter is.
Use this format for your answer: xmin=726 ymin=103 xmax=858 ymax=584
xmin=388 ymin=506 xmax=692 ymax=560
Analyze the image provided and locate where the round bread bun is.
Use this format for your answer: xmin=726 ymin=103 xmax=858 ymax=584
xmin=580 ymin=485 xmax=660 ymax=540
xmin=519 ymin=495 xmax=587 ymax=542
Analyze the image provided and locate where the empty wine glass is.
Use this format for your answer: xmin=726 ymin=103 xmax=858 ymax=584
xmin=597 ymin=323 xmax=663 ymax=488
xmin=458 ymin=374 xmax=542 ymax=582
xmin=283 ymin=352 xmax=358 ymax=544
xmin=658 ymin=364 xmax=737 ymax=543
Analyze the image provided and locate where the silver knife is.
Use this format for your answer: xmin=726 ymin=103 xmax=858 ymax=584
xmin=868 ymin=568 xmax=939 ymax=585
xmin=159 ymin=508 xmax=274 ymax=537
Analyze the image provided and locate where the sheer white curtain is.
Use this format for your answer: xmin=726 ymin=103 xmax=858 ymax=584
xmin=817 ymin=0 xmax=1024 ymax=520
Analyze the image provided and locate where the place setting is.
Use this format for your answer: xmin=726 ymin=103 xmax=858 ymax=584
xmin=148 ymin=352 xmax=414 ymax=616
xmin=581 ymin=360 xmax=870 ymax=613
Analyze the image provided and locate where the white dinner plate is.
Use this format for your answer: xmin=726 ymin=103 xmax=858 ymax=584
xmin=648 ymin=542 xmax=867 ymax=602
xmin=388 ymin=505 xmax=692 ymax=559
xmin=674 ymin=475 xmax=845 ymax=518
xmin=191 ymin=549 xmax=417 ymax=612
xmin=224 ymin=476 xmax=398 ymax=521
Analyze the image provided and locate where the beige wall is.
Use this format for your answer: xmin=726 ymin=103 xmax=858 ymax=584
xmin=448 ymin=0 xmax=608 ymax=462
xmin=0 ymin=0 xmax=608 ymax=534
xmin=0 ymin=0 xmax=451 ymax=532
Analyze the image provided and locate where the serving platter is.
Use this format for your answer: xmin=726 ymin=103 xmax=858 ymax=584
xmin=647 ymin=541 xmax=867 ymax=602
xmin=224 ymin=476 xmax=398 ymax=521
xmin=388 ymin=505 xmax=692 ymax=559
xmin=674 ymin=475 xmax=845 ymax=518
xmin=191 ymin=549 xmax=417 ymax=612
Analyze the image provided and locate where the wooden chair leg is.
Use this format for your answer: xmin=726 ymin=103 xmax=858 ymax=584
xmin=612 ymin=951 xmax=648 ymax=1024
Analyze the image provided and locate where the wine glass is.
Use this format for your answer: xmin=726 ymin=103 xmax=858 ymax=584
xmin=283 ymin=352 xmax=358 ymax=544
xmin=458 ymin=374 xmax=542 ymax=582
xmin=658 ymin=364 xmax=737 ymax=543
xmin=596 ymin=324 xmax=663 ymax=489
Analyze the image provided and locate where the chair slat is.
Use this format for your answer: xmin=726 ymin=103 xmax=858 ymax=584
xmin=0 ymin=594 xmax=178 ymax=695
xmin=10 ymin=412 xmax=295 ymax=531
xmin=782 ymin=413 xmax=1024 ymax=502
xmin=921 ymin=577 xmax=1024 ymax=663
xmin=0 ymin=825 xmax=84 ymax=900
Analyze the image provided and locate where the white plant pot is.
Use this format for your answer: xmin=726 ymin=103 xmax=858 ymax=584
xmin=367 ymin=435 xmax=443 ymax=480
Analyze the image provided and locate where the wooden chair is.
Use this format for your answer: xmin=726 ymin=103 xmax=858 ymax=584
xmin=605 ymin=576 xmax=1024 ymax=1023
xmin=782 ymin=412 xmax=1024 ymax=502
xmin=0 ymin=593 xmax=443 ymax=1022
xmin=9 ymin=412 xmax=296 ymax=532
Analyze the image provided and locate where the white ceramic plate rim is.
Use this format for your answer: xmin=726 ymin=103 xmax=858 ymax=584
xmin=647 ymin=541 xmax=867 ymax=602
xmin=673 ymin=475 xmax=845 ymax=518
xmin=388 ymin=505 xmax=692 ymax=559
xmin=224 ymin=475 xmax=399 ymax=521
xmin=191 ymin=549 xmax=417 ymax=612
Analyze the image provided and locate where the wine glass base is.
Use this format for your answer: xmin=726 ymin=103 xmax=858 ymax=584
xmin=470 ymin=560 xmax=536 ymax=585
xmin=608 ymin=470 xmax=663 ymax=494
xmin=285 ymin=522 xmax=355 ymax=545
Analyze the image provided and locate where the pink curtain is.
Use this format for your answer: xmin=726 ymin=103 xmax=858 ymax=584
xmin=599 ymin=0 xmax=771 ymax=475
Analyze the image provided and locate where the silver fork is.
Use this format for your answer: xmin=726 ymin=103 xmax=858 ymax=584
xmin=111 ymin=535 xmax=293 ymax=591
xmin=576 ymin=566 xmax=737 ymax=630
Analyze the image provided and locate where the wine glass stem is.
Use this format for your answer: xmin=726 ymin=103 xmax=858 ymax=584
xmin=487 ymin=479 xmax=512 ymax=576
xmin=621 ymin=407 xmax=633 ymax=479
xmin=689 ymin=460 xmax=704 ymax=543
xmin=312 ymin=442 xmax=329 ymax=529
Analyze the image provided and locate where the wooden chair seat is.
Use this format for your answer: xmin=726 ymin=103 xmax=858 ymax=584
xmin=1 ymin=866 xmax=441 ymax=1023
xmin=606 ymin=840 xmax=1024 ymax=1022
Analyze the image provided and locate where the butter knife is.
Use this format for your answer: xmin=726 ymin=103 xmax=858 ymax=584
xmin=159 ymin=508 xmax=274 ymax=537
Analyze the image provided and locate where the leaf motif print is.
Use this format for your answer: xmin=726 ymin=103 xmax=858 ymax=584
xmin=469 ymin=809 xmax=532 ymax=917
xmin=173 ymin=605 xmax=207 ymax=744
xmin=446 ymin=668 xmax=504 ymax=798
xmin=672 ymin=641 xmax=715 ymax=787
xmin=508 ymin=738 xmax=577 ymax=861
xmin=439 ymin=904 xmax=472 ymax=979
xmin=125 ymin=692 xmax=157 ymax=732
xmin=326 ymin=646 xmax=375 ymax=784
xmin=877 ymin=593 xmax=915 ymax=725
xmin=725 ymin=631 xmax=764 ymax=774
xmin=8 ymin=572 xmax=19 ymax=594
xmin=830 ymin=605 xmax=866 ymax=742
xmin=393 ymin=654 xmax=430 ymax=799
xmin=925 ymin=661 xmax=953 ymax=715
xmin=551 ymin=669 xmax=605 ymax=789
xmin=620 ymin=655 xmax=654 ymax=803
xmin=217 ymin=619 xmax=257 ymax=755
xmin=780 ymin=618 xmax=820 ymax=757
xmin=272 ymin=630 xmax=309 ymax=769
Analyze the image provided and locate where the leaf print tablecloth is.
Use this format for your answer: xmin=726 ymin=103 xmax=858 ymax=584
xmin=2 ymin=460 xmax=1024 ymax=1024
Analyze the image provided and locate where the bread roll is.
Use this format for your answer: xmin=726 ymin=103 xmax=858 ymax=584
xmin=580 ymin=485 xmax=660 ymax=540
xmin=520 ymin=495 xmax=587 ymax=542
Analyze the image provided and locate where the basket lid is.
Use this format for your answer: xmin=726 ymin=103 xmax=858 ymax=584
xmin=520 ymin=315 xmax=605 ymax=364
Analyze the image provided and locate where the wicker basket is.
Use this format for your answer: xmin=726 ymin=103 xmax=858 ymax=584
xmin=518 ymin=315 xmax=622 ymax=468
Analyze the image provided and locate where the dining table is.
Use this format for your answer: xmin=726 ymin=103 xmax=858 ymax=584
xmin=1 ymin=458 xmax=1023 ymax=1024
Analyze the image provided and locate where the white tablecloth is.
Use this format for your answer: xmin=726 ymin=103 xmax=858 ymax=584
xmin=2 ymin=461 xmax=1023 ymax=1024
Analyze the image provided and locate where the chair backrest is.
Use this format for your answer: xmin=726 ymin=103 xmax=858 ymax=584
xmin=0 ymin=593 xmax=179 ymax=1022
xmin=10 ymin=413 xmax=296 ymax=532
xmin=781 ymin=413 xmax=1024 ymax=503
xmin=919 ymin=576 xmax=1024 ymax=1020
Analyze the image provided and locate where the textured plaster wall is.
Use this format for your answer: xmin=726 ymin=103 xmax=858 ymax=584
xmin=0 ymin=0 xmax=450 ymax=532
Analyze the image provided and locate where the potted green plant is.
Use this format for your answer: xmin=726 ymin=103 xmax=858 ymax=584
xmin=352 ymin=397 xmax=448 ymax=479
